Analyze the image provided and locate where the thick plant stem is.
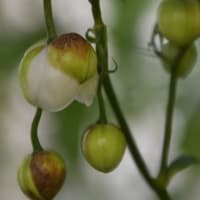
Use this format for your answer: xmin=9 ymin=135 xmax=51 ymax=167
xmin=159 ymin=73 xmax=178 ymax=174
xmin=43 ymin=0 xmax=57 ymax=43
xmin=31 ymin=108 xmax=43 ymax=153
xmin=88 ymin=0 xmax=171 ymax=199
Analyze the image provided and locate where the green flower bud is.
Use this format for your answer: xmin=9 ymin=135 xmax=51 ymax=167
xmin=19 ymin=33 xmax=98 ymax=112
xmin=82 ymin=123 xmax=126 ymax=173
xmin=158 ymin=0 xmax=200 ymax=46
xmin=17 ymin=151 xmax=66 ymax=200
xmin=161 ymin=42 xmax=197 ymax=78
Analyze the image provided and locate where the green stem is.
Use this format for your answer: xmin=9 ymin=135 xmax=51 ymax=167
xmin=43 ymin=0 xmax=57 ymax=43
xmin=159 ymin=73 xmax=178 ymax=173
xmin=89 ymin=0 xmax=104 ymax=25
xmin=97 ymin=82 xmax=107 ymax=123
xmin=89 ymin=0 xmax=108 ymax=78
xmin=31 ymin=108 xmax=43 ymax=153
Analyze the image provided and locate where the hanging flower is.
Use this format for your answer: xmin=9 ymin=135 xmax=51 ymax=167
xmin=19 ymin=33 xmax=98 ymax=112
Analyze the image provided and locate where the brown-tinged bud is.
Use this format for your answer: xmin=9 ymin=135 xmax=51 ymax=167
xmin=17 ymin=151 xmax=66 ymax=200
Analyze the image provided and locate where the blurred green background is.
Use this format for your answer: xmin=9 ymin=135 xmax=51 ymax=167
xmin=1 ymin=0 xmax=200 ymax=199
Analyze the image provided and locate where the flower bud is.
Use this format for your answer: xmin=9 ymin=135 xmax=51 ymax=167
xmin=158 ymin=0 xmax=200 ymax=46
xmin=19 ymin=33 xmax=98 ymax=112
xmin=161 ymin=42 xmax=197 ymax=78
xmin=82 ymin=123 xmax=126 ymax=173
xmin=17 ymin=151 xmax=66 ymax=200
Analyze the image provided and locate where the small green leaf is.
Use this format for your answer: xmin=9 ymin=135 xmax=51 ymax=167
xmin=166 ymin=155 xmax=199 ymax=184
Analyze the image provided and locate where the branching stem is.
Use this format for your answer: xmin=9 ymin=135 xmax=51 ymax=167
xmin=88 ymin=0 xmax=171 ymax=199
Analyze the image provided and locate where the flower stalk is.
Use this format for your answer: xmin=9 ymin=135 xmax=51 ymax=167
xmin=159 ymin=73 xmax=178 ymax=173
xmin=158 ymin=47 xmax=188 ymax=176
xmin=43 ymin=0 xmax=57 ymax=43
xmin=31 ymin=108 xmax=43 ymax=153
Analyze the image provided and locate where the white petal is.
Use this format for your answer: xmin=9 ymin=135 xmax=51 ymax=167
xmin=75 ymin=73 xmax=98 ymax=106
xmin=27 ymin=48 xmax=80 ymax=112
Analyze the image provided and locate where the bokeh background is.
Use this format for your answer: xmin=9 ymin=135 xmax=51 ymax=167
xmin=1 ymin=0 xmax=200 ymax=199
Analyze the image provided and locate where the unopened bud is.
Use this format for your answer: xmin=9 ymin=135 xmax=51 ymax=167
xmin=17 ymin=151 xmax=66 ymax=200
xmin=82 ymin=123 xmax=126 ymax=173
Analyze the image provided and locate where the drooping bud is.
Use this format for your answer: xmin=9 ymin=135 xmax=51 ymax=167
xmin=82 ymin=123 xmax=126 ymax=173
xmin=17 ymin=151 xmax=66 ymax=200
xmin=19 ymin=33 xmax=98 ymax=112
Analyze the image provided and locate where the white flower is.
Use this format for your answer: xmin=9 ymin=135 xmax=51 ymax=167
xmin=19 ymin=33 xmax=98 ymax=112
